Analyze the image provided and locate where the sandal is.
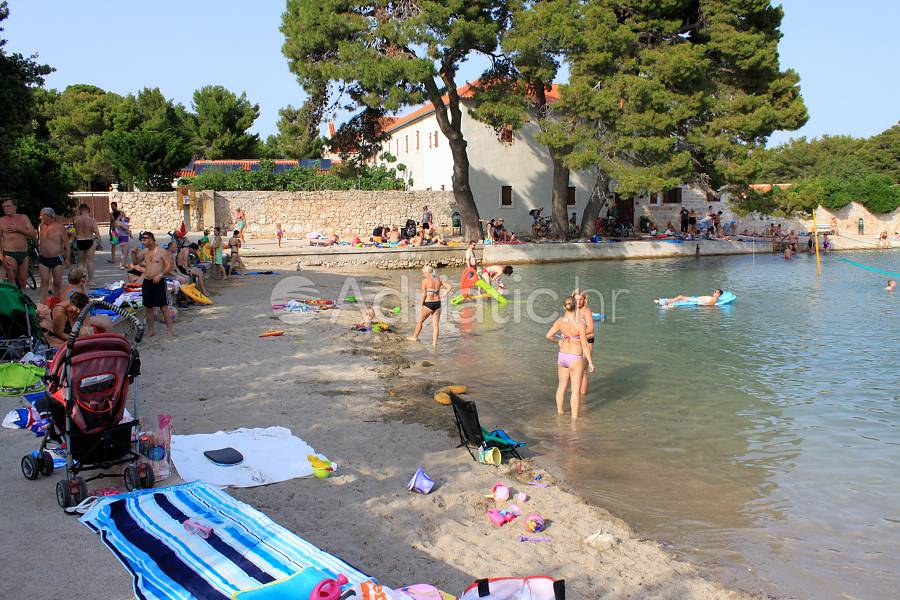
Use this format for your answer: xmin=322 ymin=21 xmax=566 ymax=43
xmin=64 ymin=495 xmax=100 ymax=515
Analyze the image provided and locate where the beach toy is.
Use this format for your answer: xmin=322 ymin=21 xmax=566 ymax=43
xmin=592 ymin=313 xmax=606 ymax=321
xmin=460 ymin=266 xmax=478 ymax=290
xmin=233 ymin=567 xmax=348 ymax=600
xmin=437 ymin=384 xmax=467 ymax=394
xmin=392 ymin=306 xmax=402 ymax=314
xmin=487 ymin=508 xmax=517 ymax=527
xmin=181 ymin=283 xmax=213 ymax=305
xmin=517 ymin=535 xmax=551 ymax=543
xmin=517 ymin=492 xmax=527 ymax=503
xmin=488 ymin=483 xmax=510 ymax=501
xmin=407 ymin=467 xmax=435 ymax=494
xmin=475 ymin=278 xmax=508 ymax=305
xmin=308 ymin=454 xmax=335 ymax=478
xmin=259 ymin=330 xmax=285 ymax=337
xmin=434 ymin=391 xmax=451 ymax=405
xmin=524 ymin=513 xmax=544 ymax=533
xmin=478 ymin=446 xmax=502 ymax=466
xmin=345 ymin=295 xmax=357 ymax=303
xmin=183 ymin=519 xmax=213 ymax=539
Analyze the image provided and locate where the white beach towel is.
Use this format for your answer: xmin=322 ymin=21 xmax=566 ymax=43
xmin=171 ymin=426 xmax=322 ymax=487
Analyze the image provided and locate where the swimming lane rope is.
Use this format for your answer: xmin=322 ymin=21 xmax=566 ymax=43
xmin=837 ymin=258 xmax=900 ymax=278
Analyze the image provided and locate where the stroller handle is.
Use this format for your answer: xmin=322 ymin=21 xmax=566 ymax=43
xmin=70 ymin=299 xmax=145 ymax=349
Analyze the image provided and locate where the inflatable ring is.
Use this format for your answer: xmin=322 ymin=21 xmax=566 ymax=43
xmin=181 ymin=283 xmax=213 ymax=305
xmin=437 ymin=385 xmax=467 ymax=394
xmin=299 ymin=298 xmax=335 ymax=307
xmin=434 ymin=391 xmax=451 ymax=405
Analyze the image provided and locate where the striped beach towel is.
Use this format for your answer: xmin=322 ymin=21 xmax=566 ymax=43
xmin=80 ymin=481 xmax=370 ymax=600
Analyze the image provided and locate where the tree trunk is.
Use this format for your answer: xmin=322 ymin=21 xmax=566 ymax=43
xmin=580 ymin=171 xmax=612 ymax=238
xmin=550 ymin=154 xmax=570 ymax=239
xmin=425 ymin=72 xmax=483 ymax=241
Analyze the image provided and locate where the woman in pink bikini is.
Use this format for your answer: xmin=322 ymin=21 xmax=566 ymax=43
xmin=546 ymin=296 xmax=594 ymax=419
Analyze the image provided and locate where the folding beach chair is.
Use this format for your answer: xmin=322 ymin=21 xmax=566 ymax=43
xmin=449 ymin=392 xmax=525 ymax=461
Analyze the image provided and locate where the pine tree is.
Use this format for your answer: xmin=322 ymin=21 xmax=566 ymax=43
xmin=281 ymin=0 xmax=514 ymax=240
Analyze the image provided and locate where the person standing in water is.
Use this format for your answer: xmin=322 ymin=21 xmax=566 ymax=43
xmin=546 ymin=296 xmax=594 ymax=420
xmin=572 ymin=289 xmax=596 ymax=396
xmin=407 ymin=265 xmax=452 ymax=347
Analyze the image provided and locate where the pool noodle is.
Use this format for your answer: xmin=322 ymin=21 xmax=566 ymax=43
xmin=475 ymin=278 xmax=508 ymax=305
xmin=837 ymin=258 xmax=900 ymax=278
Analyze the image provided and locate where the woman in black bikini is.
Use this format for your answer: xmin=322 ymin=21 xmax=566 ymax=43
xmin=407 ymin=265 xmax=452 ymax=347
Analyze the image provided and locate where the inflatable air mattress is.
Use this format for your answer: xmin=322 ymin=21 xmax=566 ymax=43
xmin=656 ymin=291 xmax=736 ymax=307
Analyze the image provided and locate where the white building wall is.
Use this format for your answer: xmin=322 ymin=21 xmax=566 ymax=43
xmin=376 ymin=103 xmax=594 ymax=234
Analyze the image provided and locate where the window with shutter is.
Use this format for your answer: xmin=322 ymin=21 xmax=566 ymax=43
xmin=567 ymin=187 xmax=576 ymax=206
xmin=500 ymin=185 xmax=513 ymax=207
xmin=663 ymin=188 xmax=682 ymax=204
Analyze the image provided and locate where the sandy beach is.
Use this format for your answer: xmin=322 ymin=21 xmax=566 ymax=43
xmin=0 ymin=260 xmax=754 ymax=600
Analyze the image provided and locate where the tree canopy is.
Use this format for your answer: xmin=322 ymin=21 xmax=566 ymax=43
xmin=0 ymin=0 xmax=73 ymax=218
xmin=190 ymin=85 xmax=261 ymax=159
xmin=281 ymin=0 xmax=514 ymax=240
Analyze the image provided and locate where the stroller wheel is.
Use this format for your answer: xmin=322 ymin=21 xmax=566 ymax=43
xmin=21 ymin=454 xmax=41 ymax=480
xmin=139 ymin=463 xmax=156 ymax=489
xmin=74 ymin=477 xmax=88 ymax=503
xmin=39 ymin=452 xmax=54 ymax=476
xmin=124 ymin=465 xmax=140 ymax=491
xmin=56 ymin=479 xmax=74 ymax=509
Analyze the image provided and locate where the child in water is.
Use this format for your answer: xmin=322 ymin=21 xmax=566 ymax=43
xmin=353 ymin=308 xmax=376 ymax=331
xmin=275 ymin=223 xmax=284 ymax=248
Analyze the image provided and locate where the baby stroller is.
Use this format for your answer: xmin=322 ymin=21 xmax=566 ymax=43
xmin=20 ymin=300 xmax=154 ymax=509
xmin=0 ymin=281 xmax=45 ymax=361
xmin=403 ymin=218 xmax=418 ymax=239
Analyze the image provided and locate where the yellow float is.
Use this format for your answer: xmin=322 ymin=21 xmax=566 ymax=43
xmin=181 ymin=283 xmax=213 ymax=305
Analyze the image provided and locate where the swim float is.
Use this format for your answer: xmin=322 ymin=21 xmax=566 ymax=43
xmin=181 ymin=283 xmax=213 ymax=305
xmin=655 ymin=291 xmax=736 ymax=307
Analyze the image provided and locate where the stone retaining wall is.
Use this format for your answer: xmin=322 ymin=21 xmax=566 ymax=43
xmin=109 ymin=190 xmax=458 ymax=239
xmin=213 ymin=190 xmax=457 ymax=238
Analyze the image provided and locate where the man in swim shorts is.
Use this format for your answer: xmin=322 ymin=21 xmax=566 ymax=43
xmin=0 ymin=197 xmax=37 ymax=289
xmin=37 ymin=207 xmax=70 ymax=303
xmin=140 ymin=231 xmax=173 ymax=337
xmin=661 ymin=289 xmax=722 ymax=307
xmin=74 ymin=203 xmax=102 ymax=282
xmin=109 ymin=201 xmax=121 ymax=265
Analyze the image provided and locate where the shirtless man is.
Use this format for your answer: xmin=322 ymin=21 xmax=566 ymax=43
xmin=139 ymin=232 xmax=173 ymax=337
xmin=73 ymin=203 xmax=102 ymax=282
xmin=572 ymin=289 xmax=596 ymax=395
xmin=0 ymin=197 xmax=37 ymax=289
xmin=37 ymin=207 xmax=70 ymax=302
xmin=481 ymin=264 xmax=513 ymax=290
xmin=660 ymin=289 xmax=722 ymax=307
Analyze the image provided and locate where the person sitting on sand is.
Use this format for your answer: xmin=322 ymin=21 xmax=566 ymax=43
xmin=546 ymin=296 xmax=594 ymax=420
xmin=887 ymin=280 xmax=896 ymax=292
xmin=61 ymin=269 xmax=88 ymax=302
xmin=481 ymin=264 xmax=513 ymax=290
xmin=664 ymin=222 xmax=676 ymax=236
xmin=126 ymin=247 xmax=145 ymax=283
xmin=44 ymin=292 xmax=112 ymax=348
xmin=660 ymin=289 xmax=722 ymax=307
xmin=372 ymin=224 xmax=384 ymax=243
xmin=495 ymin=219 xmax=516 ymax=242
xmin=175 ymin=243 xmax=209 ymax=296
xmin=407 ymin=265 xmax=452 ymax=347
xmin=388 ymin=226 xmax=401 ymax=243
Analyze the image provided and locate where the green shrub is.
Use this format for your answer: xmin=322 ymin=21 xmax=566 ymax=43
xmin=179 ymin=160 xmax=404 ymax=191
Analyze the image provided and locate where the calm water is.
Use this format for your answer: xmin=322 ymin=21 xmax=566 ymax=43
xmin=409 ymin=250 xmax=899 ymax=599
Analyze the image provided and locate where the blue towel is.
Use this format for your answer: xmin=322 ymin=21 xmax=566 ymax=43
xmin=80 ymin=481 xmax=370 ymax=600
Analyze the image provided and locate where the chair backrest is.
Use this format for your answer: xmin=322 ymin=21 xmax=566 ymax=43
xmin=0 ymin=281 xmax=40 ymax=340
xmin=450 ymin=392 xmax=485 ymax=446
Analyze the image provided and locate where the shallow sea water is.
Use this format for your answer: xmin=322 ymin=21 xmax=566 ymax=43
xmin=403 ymin=249 xmax=899 ymax=599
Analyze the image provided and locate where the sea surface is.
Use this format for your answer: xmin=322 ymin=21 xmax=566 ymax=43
xmin=407 ymin=249 xmax=899 ymax=599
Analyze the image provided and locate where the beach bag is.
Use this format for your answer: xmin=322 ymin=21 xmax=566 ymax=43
xmin=0 ymin=362 xmax=46 ymax=396
xmin=460 ymin=577 xmax=564 ymax=600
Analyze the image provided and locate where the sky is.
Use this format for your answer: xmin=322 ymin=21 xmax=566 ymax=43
xmin=4 ymin=0 xmax=898 ymax=147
